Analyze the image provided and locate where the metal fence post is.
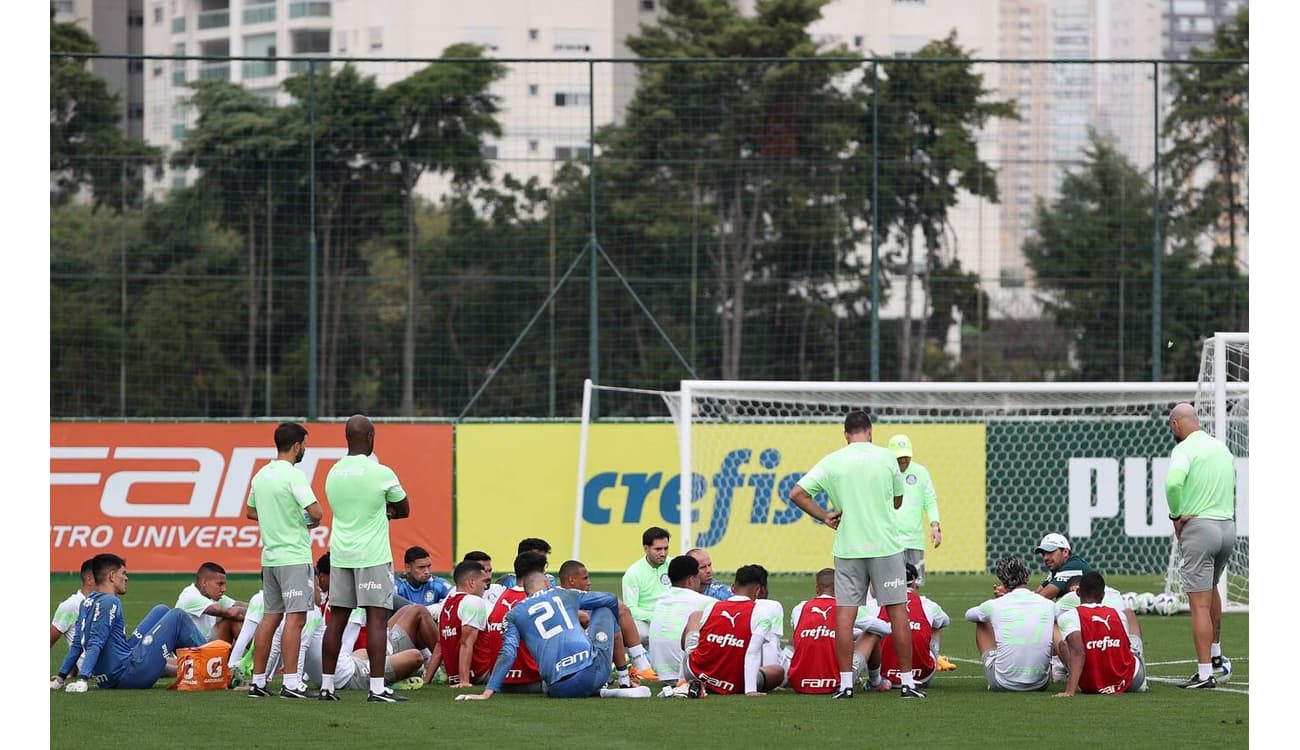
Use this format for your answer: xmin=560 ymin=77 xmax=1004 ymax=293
xmin=1151 ymin=60 xmax=1162 ymax=382
xmin=870 ymin=60 xmax=881 ymax=382
xmin=307 ymin=60 xmax=319 ymax=418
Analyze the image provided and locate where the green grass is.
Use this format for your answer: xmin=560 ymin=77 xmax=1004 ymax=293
xmin=50 ymin=572 xmax=1248 ymax=747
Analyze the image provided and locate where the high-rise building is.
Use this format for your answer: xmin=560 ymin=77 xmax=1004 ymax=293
xmin=1163 ymin=0 xmax=1246 ymax=60
xmin=54 ymin=0 xmax=146 ymax=140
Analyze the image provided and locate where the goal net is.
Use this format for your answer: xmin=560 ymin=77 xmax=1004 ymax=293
xmin=1162 ymin=332 xmax=1249 ymax=612
xmin=576 ymin=379 xmax=1211 ymax=580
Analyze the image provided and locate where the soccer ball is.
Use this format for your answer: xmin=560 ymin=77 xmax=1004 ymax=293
xmin=1121 ymin=591 xmax=1138 ymax=611
xmin=1216 ymin=656 xmax=1233 ymax=683
xmin=1135 ymin=592 xmax=1157 ymax=614
xmin=1153 ymin=592 xmax=1180 ymax=616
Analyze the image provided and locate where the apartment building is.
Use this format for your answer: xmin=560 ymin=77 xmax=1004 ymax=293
xmin=54 ymin=0 xmax=146 ymax=140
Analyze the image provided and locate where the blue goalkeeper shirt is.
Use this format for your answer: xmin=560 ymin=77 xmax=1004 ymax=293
xmin=394 ymin=574 xmax=453 ymax=606
xmin=487 ymin=588 xmax=617 ymax=692
xmin=58 ymin=592 xmax=131 ymax=685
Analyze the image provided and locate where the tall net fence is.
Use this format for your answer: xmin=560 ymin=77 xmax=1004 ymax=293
xmin=51 ymin=52 xmax=1247 ymax=419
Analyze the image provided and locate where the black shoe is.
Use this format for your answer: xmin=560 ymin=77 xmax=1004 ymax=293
xmin=318 ymin=689 xmax=341 ymax=701
xmin=367 ymin=689 xmax=409 ymax=703
xmin=831 ymin=686 xmax=854 ymax=699
xmin=280 ymin=684 xmax=311 ymax=699
xmin=1180 ymin=672 xmax=1217 ymax=689
xmin=247 ymin=682 xmax=273 ymax=698
xmin=899 ymin=685 xmax=927 ymax=699
xmin=686 ymin=679 xmax=706 ymax=699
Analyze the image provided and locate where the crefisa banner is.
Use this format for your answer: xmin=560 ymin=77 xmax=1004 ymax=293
xmin=50 ymin=423 xmax=453 ymax=573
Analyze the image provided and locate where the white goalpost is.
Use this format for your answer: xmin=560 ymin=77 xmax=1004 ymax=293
xmin=576 ymin=378 xmax=1242 ymax=584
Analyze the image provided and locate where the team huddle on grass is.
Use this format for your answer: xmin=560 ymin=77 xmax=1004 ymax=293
xmin=51 ymin=402 xmax=1237 ymax=699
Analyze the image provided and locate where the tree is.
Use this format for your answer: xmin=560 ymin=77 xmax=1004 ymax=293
xmin=610 ymin=0 xmax=869 ymax=380
xmin=380 ymin=44 xmax=505 ymax=415
xmin=50 ymin=10 xmax=159 ymax=210
xmin=873 ymin=32 xmax=1016 ymax=379
xmin=282 ymin=64 xmax=393 ymax=416
xmin=173 ymin=81 xmax=295 ymax=416
xmin=1024 ymin=132 xmax=1244 ymax=380
xmin=1161 ymin=8 xmax=1247 ymax=330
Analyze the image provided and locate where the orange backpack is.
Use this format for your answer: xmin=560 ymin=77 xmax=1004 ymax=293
xmin=168 ymin=640 xmax=232 ymax=691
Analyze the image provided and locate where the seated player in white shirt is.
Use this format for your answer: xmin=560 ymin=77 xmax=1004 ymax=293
xmin=647 ymin=555 xmax=713 ymax=682
xmin=175 ymin=561 xmax=247 ymax=643
xmin=677 ymin=564 xmax=784 ymax=697
xmin=51 ymin=558 xmax=95 ymax=648
xmin=965 ymin=556 xmax=1057 ymax=692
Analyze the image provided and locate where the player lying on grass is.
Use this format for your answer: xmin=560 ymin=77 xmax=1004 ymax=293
xmin=53 ymin=553 xmax=208 ymax=691
xmin=1055 ymin=572 xmax=1148 ymax=696
xmin=454 ymin=551 xmax=651 ymax=700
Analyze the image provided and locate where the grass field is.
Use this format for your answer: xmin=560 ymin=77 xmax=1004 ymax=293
xmin=49 ymin=571 xmax=1248 ymax=747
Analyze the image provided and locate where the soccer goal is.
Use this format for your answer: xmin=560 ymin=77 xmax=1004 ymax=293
xmin=576 ymin=379 xmax=1213 ymax=579
xmin=1162 ymin=332 xmax=1249 ymax=612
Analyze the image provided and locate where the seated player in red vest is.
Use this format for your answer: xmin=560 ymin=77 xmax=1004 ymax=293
xmin=862 ymin=563 xmax=951 ymax=690
xmin=427 ymin=560 xmax=494 ymax=688
xmin=477 ymin=568 xmax=544 ymax=693
xmin=680 ymin=564 xmax=784 ymax=697
xmin=781 ymin=567 xmax=892 ymax=694
xmin=1055 ymin=571 xmax=1147 ymax=696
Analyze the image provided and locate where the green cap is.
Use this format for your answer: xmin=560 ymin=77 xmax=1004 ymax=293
xmin=887 ymin=434 xmax=913 ymax=458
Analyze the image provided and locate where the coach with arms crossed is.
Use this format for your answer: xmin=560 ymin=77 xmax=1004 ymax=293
xmin=1165 ymin=402 xmax=1237 ymax=689
xmin=788 ymin=410 xmax=925 ymax=699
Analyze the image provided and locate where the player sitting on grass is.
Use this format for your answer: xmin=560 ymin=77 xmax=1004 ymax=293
xmin=53 ymin=553 xmax=208 ymax=691
xmin=966 ymin=555 xmax=1056 ymax=692
xmin=429 ymin=559 xmax=494 ymax=689
xmin=781 ymin=567 xmax=890 ymax=695
xmin=51 ymin=558 xmax=95 ymax=648
xmin=175 ymin=561 xmax=247 ymax=644
xmin=556 ymin=557 xmax=658 ymax=684
xmin=676 ymin=564 xmax=784 ymax=697
xmin=1055 ymin=572 xmax=1148 ymax=696
xmin=394 ymin=546 xmax=453 ymax=607
xmin=455 ymin=551 xmax=651 ymax=700
xmin=864 ymin=563 xmax=950 ymax=691
xmin=647 ymin=555 xmax=713 ymax=682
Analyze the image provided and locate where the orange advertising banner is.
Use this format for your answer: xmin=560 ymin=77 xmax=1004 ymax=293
xmin=50 ymin=423 xmax=453 ymax=573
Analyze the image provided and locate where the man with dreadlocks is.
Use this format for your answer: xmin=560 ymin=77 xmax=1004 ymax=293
xmin=965 ymin=556 xmax=1056 ymax=692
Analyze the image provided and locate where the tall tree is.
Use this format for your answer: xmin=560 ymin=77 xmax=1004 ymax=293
xmin=381 ymin=44 xmax=505 ymax=415
xmin=1024 ymin=132 xmax=1243 ymax=380
xmin=282 ymin=64 xmax=392 ymax=416
xmin=172 ymin=81 xmax=294 ymax=416
xmin=1161 ymin=8 xmax=1248 ymax=330
xmin=50 ymin=10 xmax=159 ymax=210
xmin=611 ymin=0 xmax=868 ymax=380
xmin=873 ymin=32 xmax=1016 ymax=379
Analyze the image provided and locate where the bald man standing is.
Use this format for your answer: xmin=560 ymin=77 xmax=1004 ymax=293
xmin=1165 ymin=402 xmax=1237 ymax=689
xmin=319 ymin=414 xmax=412 ymax=703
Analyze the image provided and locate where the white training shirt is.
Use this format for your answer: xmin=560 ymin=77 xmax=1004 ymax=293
xmin=51 ymin=590 xmax=85 ymax=637
xmin=965 ymin=588 xmax=1056 ymax=690
xmin=175 ymin=583 xmax=236 ymax=639
xmin=648 ymin=586 xmax=713 ymax=680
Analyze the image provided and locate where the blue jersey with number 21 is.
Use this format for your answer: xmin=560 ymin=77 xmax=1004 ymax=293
xmin=487 ymin=588 xmax=617 ymax=692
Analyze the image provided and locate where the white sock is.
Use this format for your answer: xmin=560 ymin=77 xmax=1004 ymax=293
xmin=899 ymin=672 xmax=916 ymax=688
xmin=616 ymin=665 xmax=631 ymax=688
xmin=321 ymin=674 xmax=334 ymax=692
xmin=283 ymin=673 xmax=301 ymax=691
xmin=599 ymin=686 xmax=651 ymax=698
xmin=1198 ymin=663 xmax=1212 ymax=680
xmin=1211 ymin=643 xmax=1222 ymax=659
xmin=252 ymin=672 xmax=267 ymax=688
xmin=371 ymin=677 xmax=386 ymax=694
xmin=868 ymin=667 xmax=882 ymax=685
xmin=839 ymin=671 xmax=852 ymax=691
xmin=627 ymin=644 xmax=651 ymax=671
